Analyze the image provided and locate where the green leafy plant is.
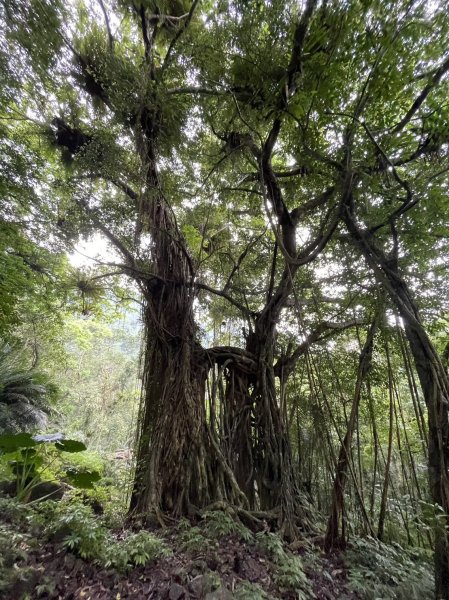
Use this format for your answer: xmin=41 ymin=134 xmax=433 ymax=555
xmin=178 ymin=511 xmax=253 ymax=554
xmin=34 ymin=498 xmax=170 ymax=571
xmin=105 ymin=530 xmax=171 ymax=571
xmin=179 ymin=524 xmax=211 ymax=553
xmin=0 ymin=522 xmax=39 ymax=598
xmin=35 ymin=576 xmax=57 ymax=597
xmin=0 ymin=345 xmax=57 ymax=435
xmin=0 ymin=432 xmax=101 ymax=501
xmin=255 ymin=532 xmax=286 ymax=562
xmin=0 ymin=493 xmax=32 ymax=518
xmin=46 ymin=500 xmax=107 ymax=559
xmin=274 ymin=556 xmax=311 ymax=597
xmin=416 ymin=499 xmax=449 ymax=535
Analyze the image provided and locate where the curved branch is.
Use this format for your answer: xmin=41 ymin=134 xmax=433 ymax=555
xmin=195 ymin=281 xmax=258 ymax=318
xmin=206 ymin=346 xmax=258 ymax=373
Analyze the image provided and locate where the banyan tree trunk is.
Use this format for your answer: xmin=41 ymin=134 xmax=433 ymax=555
xmin=129 ymin=149 xmax=246 ymax=518
xmin=129 ymin=286 xmax=211 ymax=516
xmin=248 ymin=324 xmax=311 ymax=538
xmin=129 ymin=289 xmax=247 ymax=519
xmin=217 ymin=318 xmax=311 ymax=537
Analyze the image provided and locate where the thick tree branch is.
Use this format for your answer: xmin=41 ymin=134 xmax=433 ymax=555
xmin=259 ymin=0 xmax=317 ymax=159
xmin=138 ymin=4 xmax=153 ymax=65
xmin=274 ymin=165 xmax=311 ymax=178
xmin=290 ymin=186 xmax=335 ymax=225
xmin=166 ymin=86 xmax=224 ymax=96
xmin=109 ymin=179 xmax=139 ymax=202
xmin=293 ymin=204 xmax=341 ymax=266
xmin=285 ymin=0 xmax=318 ymax=98
xmin=205 ymin=346 xmax=258 ymax=373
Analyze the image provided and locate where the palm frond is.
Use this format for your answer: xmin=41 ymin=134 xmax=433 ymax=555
xmin=0 ymin=343 xmax=56 ymax=434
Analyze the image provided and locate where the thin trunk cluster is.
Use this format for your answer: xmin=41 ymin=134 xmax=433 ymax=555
xmin=344 ymin=212 xmax=449 ymax=598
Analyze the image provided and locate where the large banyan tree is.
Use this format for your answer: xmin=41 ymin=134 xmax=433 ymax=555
xmin=3 ymin=0 xmax=449 ymax=595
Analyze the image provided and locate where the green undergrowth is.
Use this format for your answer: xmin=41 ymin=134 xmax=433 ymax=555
xmin=0 ymin=497 xmax=437 ymax=600
xmin=0 ymin=495 xmax=170 ymax=575
xmin=34 ymin=498 xmax=171 ymax=571
xmin=255 ymin=531 xmax=313 ymax=599
xmin=178 ymin=509 xmax=253 ymax=553
xmin=234 ymin=581 xmax=270 ymax=599
xmin=345 ymin=536 xmax=434 ymax=599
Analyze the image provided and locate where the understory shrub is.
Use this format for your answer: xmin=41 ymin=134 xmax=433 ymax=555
xmin=105 ymin=530 xmax=171 ymax=571
xmin=202 ymin=510 xmax=253 ymax=542
xmin=178 ymin=522 xmax=211 ymax=553
xmin=178 ymin=510 xmax=253 ymax=554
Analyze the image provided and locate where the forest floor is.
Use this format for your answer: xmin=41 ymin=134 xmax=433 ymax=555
xmin=0 ymin=496 xmax=434 ymax=600
xmin=0 ymin=498 xmax=357 ymax=600
xmin=1 ymin=527 xmax=357 ymax=599
xmin=4 ymin=531 xmax=357 ymax=599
